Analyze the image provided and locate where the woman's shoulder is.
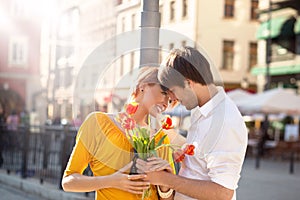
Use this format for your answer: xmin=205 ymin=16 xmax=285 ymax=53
xmin=84 ymin=111 xmax=110 ymax=122
xmin=76 ymin=112 xmax=115 ymax=141
xmin=82 ymin=112 xmax=119 ymax=130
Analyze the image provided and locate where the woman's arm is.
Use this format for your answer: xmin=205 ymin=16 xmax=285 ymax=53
xmin=62 ymin=162 xmax=150 ymax=194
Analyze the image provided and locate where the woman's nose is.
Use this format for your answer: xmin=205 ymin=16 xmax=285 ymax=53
xmin=169 ymin=92 xmax=177 ymax=101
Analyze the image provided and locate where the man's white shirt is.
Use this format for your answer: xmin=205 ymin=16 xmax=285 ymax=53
xmin=174 ymin=87 xmax=248 ymax=200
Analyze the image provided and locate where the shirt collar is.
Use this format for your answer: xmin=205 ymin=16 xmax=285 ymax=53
xmin=191 ymin=86 xmax=226 ymax=121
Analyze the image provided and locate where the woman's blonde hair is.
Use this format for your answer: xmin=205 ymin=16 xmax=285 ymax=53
xmin=131 ymin=66 xmax=168 ymax=99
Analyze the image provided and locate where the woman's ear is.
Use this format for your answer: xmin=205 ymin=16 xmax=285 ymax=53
xmin=138 ymin=83 xmax=146 ymax=92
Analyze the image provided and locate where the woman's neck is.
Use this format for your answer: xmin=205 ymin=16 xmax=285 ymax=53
xmin=132 ymin=108 xmax=148 ymax=127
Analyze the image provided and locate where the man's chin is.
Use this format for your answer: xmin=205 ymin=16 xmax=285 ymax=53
xmin=184 ymin=104 xmax=196 ymax=111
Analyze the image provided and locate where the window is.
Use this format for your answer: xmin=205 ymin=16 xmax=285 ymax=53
xmin=120 ymin=55 xmax=124 ymax=76
xmin=159 ymin=45 xmax=163 ymax=64
xmin=222 ymin=40 xmax=234 ymax=70
xmin=11 ymin=0 xmax=27 ymax=17
xmin=121 ymin=17 xmax=125 ymax=32
xmin=131 ymin=14 xmax=135 ymax=30
xmin=224 ymin=0 xmax=234 ymax=18
xmin=182 ymin=0 xmax=188 ymax=18
xmin=60 ymin=67 xmax=73 ymax=87
xmin=160 ymin=5 xmax=163 ymax=23
xmin=170 ymin=1 xmax=175 ymax=21
xmin=58 ymin=8 xmax=79 ymax=38
xmin=130 ymin=52 xmax=134 ymax=74
xmin=249 ymin=42 xmax=257 ymax=70
xmin=169 ymin=43 xmax=174 ymax=50
xmin=181 ymin=40 xmax=186 ymax=47
xmin=250 ymin=0 xmax=258 ymax=20
xmin=8 ymin=36 xmax=28 ymax=66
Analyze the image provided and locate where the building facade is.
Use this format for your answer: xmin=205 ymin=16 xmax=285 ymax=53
xmin=196 ymin=0 xmax=259 ymax=91
xmin=45 ymin=0 xmax=117 ymax=121
xmin=115 ymin=0 xmax=259 ymax=93
xmin=43 ymin=0 xmax=267 ymax=121
xmin=252 ymin=0 xmax=300 ymax=93
xmin=0 ymin=0 xmax=43 ymax=118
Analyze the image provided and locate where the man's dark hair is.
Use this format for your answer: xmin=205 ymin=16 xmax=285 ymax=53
xmin=158 ymin=46 xmax=214 ymax=88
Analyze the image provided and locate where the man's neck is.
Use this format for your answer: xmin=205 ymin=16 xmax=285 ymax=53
xmin=195 ymin=84 xmax=218 ymax=107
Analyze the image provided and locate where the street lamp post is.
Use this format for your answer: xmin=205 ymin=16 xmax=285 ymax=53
xmin=140 ymin=0 xmax=160 ymax=67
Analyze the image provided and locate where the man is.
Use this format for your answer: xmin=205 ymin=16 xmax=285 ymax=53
xmin=138 ymin=46 xmax=248 ymax=200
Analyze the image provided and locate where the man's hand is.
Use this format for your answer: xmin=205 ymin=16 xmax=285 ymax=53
xmin=135 ymin=157 xmax=173 ymax=186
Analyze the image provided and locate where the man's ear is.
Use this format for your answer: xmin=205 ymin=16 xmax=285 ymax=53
xmin=186 ymin=79 xmax=194 ymax=87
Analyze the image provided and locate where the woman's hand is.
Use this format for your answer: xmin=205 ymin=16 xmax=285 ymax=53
xmin=136 ymin=157 xmax=173 ymax=196
xmin=136 ymin=157 xmax=173 ymax=173
xmin=109 ymin=161 xmax=150 ymax=194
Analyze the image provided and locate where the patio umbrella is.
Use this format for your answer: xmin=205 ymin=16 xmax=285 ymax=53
xmin=238 ymin=88 xmax=300 ymax=115
xmin=227 ymin=88 xmax=254 ymax=107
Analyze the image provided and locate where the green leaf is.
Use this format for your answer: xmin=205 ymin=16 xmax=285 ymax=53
xmin=156 ymin=134 xmax=167 ymax=148
xmin=150 ymin=149 xmax=157 ymax=157
xmin=133 ymin=140 xmax=138 ymax=149
xmin=139 ymin=127 xmax=149 ymax=138
xmin=149 ymin=138 xmax=155 ymax=150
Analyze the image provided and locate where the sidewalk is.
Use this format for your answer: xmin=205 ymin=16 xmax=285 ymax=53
xmin=0 ymin=169 xmax=93 ymax=200
xmin=0 ymin=157 xmax=299 ymax=200
xmin=237 ymin=157 xmax=300 ymax=200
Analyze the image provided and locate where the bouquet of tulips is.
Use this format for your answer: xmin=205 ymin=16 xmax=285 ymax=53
xmin=115 ymin=102 xmax=173 ymax=199
xmin=116 ymin=102 xmax=173 ymax=161
xmin=116 ymin=102 xmax=195 ymax=199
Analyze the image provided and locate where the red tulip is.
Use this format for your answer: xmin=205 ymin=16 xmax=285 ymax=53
xmin=121 ymin=117 xmax=136 ymax=130
xmin=161 ymin=116 xmax=173 ymax=130
xmin=126 ymin=102 xmax=139 ymax=115
xmin=184 ymin=144 xmax=195 ymax=156
xmin=116 ymin=112 xmax=136 ymax=130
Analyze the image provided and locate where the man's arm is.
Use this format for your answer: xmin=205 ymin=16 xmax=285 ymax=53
xmin=164 ymin=129 xmax=186 ymax=146
xmin=146 ymin=170 xmax=234 ymax=200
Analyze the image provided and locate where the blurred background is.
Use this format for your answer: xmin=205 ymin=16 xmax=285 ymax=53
xmin=0 ymin=0 xmax=300 ymax=199
xmin=1 ymin=0 xmax=299 ymax=125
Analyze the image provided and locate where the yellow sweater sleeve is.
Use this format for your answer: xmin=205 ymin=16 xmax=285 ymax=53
xmin=63 ymin=139 xmax=91 ymax=177
xmin=156 ymin=131 xmax=176 ymax=174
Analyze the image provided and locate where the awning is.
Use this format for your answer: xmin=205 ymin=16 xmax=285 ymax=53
xmin=256 ymin=16 xmax=295 ymax=39
xmin=294 ymin=17 xmax=300 ymax=34
xmin=251 ymin=65 xmax=300 ymax=76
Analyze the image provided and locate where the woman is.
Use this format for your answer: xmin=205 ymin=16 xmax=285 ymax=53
xmin=61 ymin=67 xmax=175 ymax=200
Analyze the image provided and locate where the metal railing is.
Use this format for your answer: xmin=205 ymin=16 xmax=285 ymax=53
xmin=0 ymin=124 xmax=86 ymax=188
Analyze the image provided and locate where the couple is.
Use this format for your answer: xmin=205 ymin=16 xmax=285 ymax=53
xmin=61 ymin=46 xmax=248 ymax=200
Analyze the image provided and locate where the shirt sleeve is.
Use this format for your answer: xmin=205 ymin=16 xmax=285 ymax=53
xmin=205 ymin=116 xmax=248 ymax=190
xmin=205 ymin=151 xmax=244 ymax=190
